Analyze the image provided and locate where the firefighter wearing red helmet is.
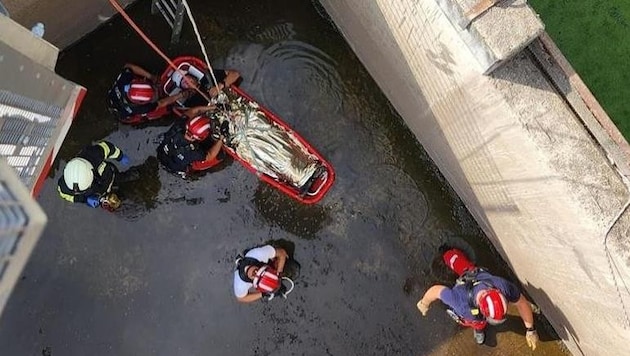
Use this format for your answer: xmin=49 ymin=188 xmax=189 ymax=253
xmin=233 ymin=245 xmax=289 ymax=303
xmin=417 ymin=246 xmax=539 ymax=349
xmin=107 ymin=63 xmax=192 ymax=124
xmin=157 ymin=105 xmax=225 ymax=178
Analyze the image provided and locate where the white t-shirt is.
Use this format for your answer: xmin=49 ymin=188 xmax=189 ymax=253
xmin=233 ymin=245 xmax=277 ymax=298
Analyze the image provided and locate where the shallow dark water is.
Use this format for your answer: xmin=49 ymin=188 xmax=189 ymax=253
xmin=0 ymin=0 xmax=566 ymax=355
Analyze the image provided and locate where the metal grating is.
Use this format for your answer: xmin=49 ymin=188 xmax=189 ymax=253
xmin=151 ymin=0 xmax=186 ymax=44
xmin=0 ymin=90 xmax=61 ymax=187
xmin=0 ymin=158 xmax=46 ymax=317
xmin=0 ymin=7 xmax=83 ymax=317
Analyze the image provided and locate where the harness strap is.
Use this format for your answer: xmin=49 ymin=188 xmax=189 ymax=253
xmin=162 ymin=126 xmax=198 ymax=159
xmin=459 ymin=268 xmax=495 ymax=321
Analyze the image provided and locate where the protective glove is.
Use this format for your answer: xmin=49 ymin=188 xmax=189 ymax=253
xmin=100 ymin=192 xmax=122 ymax=211
xmin=261 ymin=293 xmax=275 ymax=302
xmin=119 ymin=154 xmax=130 ymax=166
xmin=220 ymin=121 xmax=230 ymax=137
xmin=525 ymin=329 xmax=539 ymax=351
xmin=86 ymin=195 xmax=100 ymax=208
xmin=416 ymin=299 xmax=429 ymax=316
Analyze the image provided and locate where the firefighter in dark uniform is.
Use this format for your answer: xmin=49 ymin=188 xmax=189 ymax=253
xmin=57 ymin=141 xmax=130 ymax=209
xmin=157 ymin=105 xmax=225 ymax=178
xmin=107 ymin=63 xmax=192 ymax=123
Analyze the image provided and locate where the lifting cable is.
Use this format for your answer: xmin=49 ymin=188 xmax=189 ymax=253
xmin=107 ymin=0 xmax=214 ymax=105
xmin=178 ymin=0 xmax=269 ymax=173
xmin=180 ymin=0 xmax=222 ymax=92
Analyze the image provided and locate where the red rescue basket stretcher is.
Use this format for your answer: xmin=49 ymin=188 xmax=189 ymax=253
xmin=160 ymin=56 xmax=335 ymax=204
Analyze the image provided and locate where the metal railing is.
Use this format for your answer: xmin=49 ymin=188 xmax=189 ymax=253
xmin=151 ymin=0 xmax=185 ymax=44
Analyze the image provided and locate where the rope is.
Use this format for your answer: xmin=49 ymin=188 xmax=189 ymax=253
xmin=107 ymin=0 xmax=212 ymax=105
xmin=281 ymin=276 xmax=295 ymax=296
xmin=180 ymin=0 xmax=220 ymax=91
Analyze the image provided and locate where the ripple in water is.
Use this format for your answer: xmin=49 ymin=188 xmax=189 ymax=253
xmin=245 ymin=22 xmax=297 ymax=44
xmin=253 ymin=40 xmax=343 ymax=114
xmin=225 ymin=41 xmax=345 ymax=150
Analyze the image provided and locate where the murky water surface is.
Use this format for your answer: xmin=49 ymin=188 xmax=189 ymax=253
xmin=0 ymin=0 xmax=568 ymax=355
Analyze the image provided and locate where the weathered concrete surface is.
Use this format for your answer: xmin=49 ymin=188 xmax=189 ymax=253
xmin=435 ymin=0 xmax=544 ymax=73
xmin=0 ymin=15 xmax=58 ymax=70
xmin=3 ymin=0 xmax=136 ymax=49
xmin=319 ymin=0 xmax=630 ymax=355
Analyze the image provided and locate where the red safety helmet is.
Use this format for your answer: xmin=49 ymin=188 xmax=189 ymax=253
xmin=127 ymin=79 xmax=156 ymax=104
xmin=478 ymin=288 xmax=508 ymax=324
xmin=252 ymin=265 xmax=281 ymax=294
xmin=185 ymin=116 xmax=212 ymax=141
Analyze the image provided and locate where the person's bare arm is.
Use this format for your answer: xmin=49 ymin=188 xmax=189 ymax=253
xmin=124 ymin=63 xmax=156 ymax=81
xmin=514 ymin=294 xmax=535 ymax=328
xmin=183 ymin=105 xmax=216 ymax=118
xmin=223 ymin=70 xmax=240 ymax=86
xmin=237 ymin=291 xmax=263 ymax=303
xmin=204 ymin=139 xmax=223 ymax=161
xmin=419 ymin=285 xmax=447 ymax=306
xmin=417 ymin=285 xmax=447 ymax=316
xmin=515 ymin=293 xmax=539 ymax=350
xmin=208 ymin=70 xmax=241 ymax=97
xmin=156 ymin=90 xmax=193 ymax=108
xmin=274 ymin=247 xmax=288 ymax=274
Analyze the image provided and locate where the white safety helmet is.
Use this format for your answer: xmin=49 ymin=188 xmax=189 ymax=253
xmin=63 ymin=157 xmax=94 ymax=192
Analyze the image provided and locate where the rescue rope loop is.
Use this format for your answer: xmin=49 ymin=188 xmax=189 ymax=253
xmin=281 ymin=276 xmax=295 ymax=296
xmin=108 ymin=0 xmax=213 ymax=105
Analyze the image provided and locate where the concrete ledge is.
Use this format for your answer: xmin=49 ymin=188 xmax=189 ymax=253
xmin=3 ymin=0 xmax=137 ymax=49
xmin=435 ymin=0 xmax=544 ymax=73
xmin=532 ymin=32 xmax=630 ymax=177
xmin=0 ymin=14 xmax=58 ymax=70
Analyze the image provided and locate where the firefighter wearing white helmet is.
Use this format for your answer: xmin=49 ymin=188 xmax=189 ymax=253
xmin=234 ymin=245 xmax=289 ymax=303
xmin=57 ymin=141 xmax=130 ymax=209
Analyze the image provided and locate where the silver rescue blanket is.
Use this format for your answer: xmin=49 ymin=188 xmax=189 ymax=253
xmin=213 ymin=94 xmax=319 ymax=188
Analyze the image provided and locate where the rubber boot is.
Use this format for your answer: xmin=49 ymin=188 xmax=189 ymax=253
xmin=473 ymin=328 xmax=485 ymax=345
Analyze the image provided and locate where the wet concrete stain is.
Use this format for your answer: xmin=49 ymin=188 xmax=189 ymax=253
xmin=0 ymin=0 xmax=568 ymax=355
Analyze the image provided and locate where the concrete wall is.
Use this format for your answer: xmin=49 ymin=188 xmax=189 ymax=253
xmin=319 ymin=1 xmax=630 ymax=355
xmin=3 ymin=0 xmax=136 ymax=49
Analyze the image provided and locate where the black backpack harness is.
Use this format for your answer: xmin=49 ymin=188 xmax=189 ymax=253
xmin=455 ymin=268 xmax=496 ymax=321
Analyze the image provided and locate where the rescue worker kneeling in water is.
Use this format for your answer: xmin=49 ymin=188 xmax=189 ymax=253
xmin=57 ymin=141 xmax=130 ymax=210
xmin=234 ymin=245 xmax=288 ymax=303
xmin=107 ymin=63 xmax=193 ymax=123
xmin=156 ymin=105 xmax=226 ymax=178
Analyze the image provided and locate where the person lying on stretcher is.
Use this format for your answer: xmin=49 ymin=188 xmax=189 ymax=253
xmin=163 ymin=62 xmax=240 ymax=108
